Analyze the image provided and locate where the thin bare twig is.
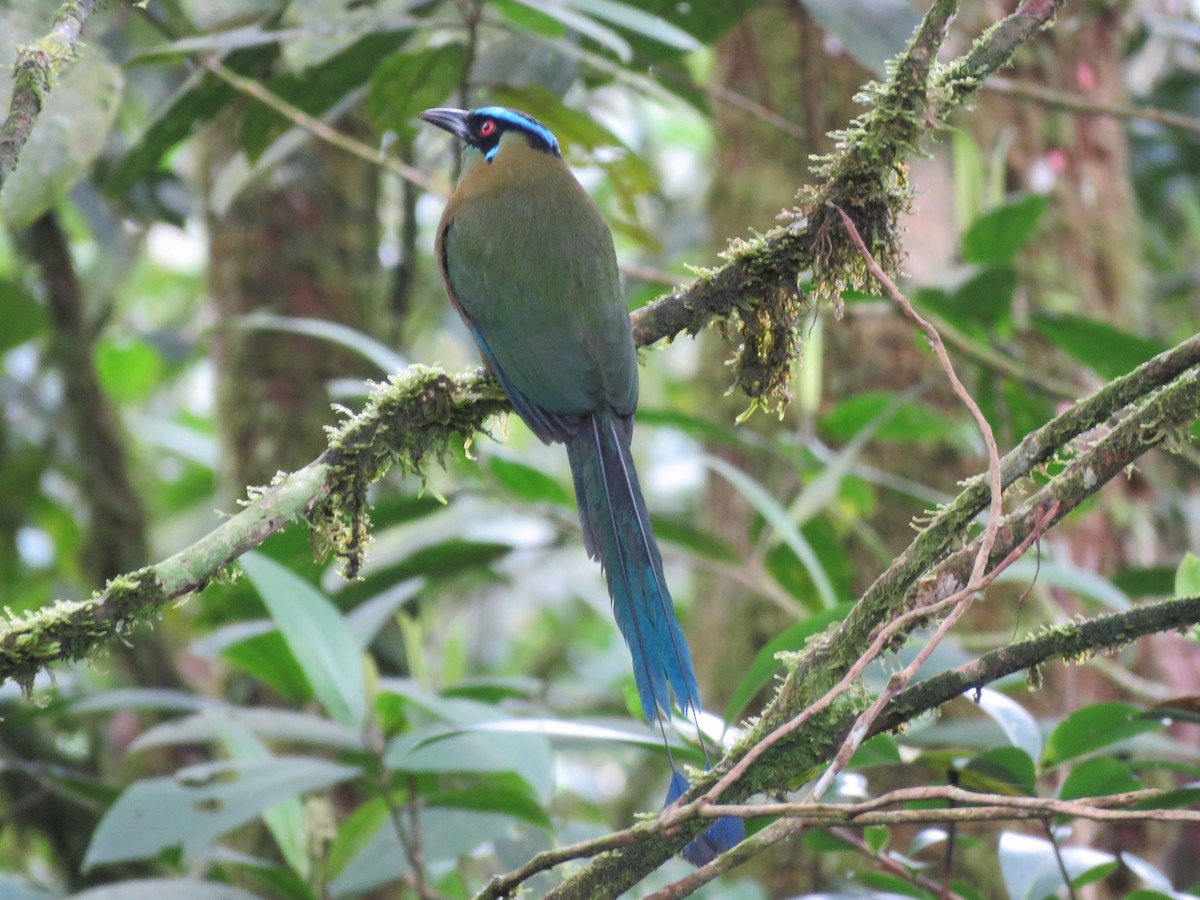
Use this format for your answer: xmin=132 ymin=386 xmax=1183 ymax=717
xmin=475 ymin=594 xmax=1200 ymax=899
xmin=1041 ymin=818 xmax=1078 ymax=900
xmin=803 ymin=207 xmax=1006 ymax=799
xmin=986 ymin=76 xmax=1200 ymax=136
xmin=646 ymin=786 xmax=1188 ymax=899
xmin=826 ymin=826 xmax=968 ymax=900
xmin=684 ymin=501 xmax=1055 ymax=817
xmin=694 ymin=785 xmax=1178 ymax=823
xmin=199 ymin=56 xmax=440 ymax=196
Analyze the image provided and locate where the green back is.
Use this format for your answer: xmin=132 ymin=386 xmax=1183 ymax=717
xmin=442 ymin=138 xmax=637 ymax=419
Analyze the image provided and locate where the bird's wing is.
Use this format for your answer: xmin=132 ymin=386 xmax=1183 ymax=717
xmin=438 ymin=168 xmax=637 ymax=444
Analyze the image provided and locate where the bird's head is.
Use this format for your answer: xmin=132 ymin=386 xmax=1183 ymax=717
xmin=419 ymin=106 xmax=561 ymax=164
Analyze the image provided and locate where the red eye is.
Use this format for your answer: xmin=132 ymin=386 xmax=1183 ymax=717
xmin=480 ymin=120 xmax=496 ymax=137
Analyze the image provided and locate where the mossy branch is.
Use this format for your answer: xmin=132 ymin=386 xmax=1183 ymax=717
xmin=481 ymin=594 xmax=1200 ymax=900
xmin=538 ymin=348 xmax=1200 ymax=898
xmin=0 ymin=0 xmax=1073 ymax=688
xmin=0 ymin=0 xmax=101 ymax=194
xmin=0 ymin=0 xmax=1195 ymax=891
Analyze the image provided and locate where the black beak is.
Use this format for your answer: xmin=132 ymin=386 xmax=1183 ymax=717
xmin=419 ymin=107 xmax=472 ymax=143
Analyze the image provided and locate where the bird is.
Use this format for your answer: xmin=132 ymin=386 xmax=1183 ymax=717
xmin=420 ymin=105 xmax=743 ymax=864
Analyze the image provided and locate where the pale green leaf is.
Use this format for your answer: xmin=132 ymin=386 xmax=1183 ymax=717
xmin=1175 ymin=552 xmax=1200 ymax=597
xmin=83 ymin=757 xmax=357 ymax=868
xmin=705 ymin=456 xmax=838 ymax=609
xmin=213 ymin=718 xmax=311 ymax=880
xmin=2 ymin=53 xmax=123 ymax=228
xmin=240 ymin=552 xmax=367 ymax=730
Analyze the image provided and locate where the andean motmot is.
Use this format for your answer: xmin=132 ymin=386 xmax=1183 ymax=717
xmin=420 ymin=106 xmax=742 ymax=864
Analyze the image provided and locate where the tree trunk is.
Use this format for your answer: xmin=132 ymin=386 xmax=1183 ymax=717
xmin=204 ymin=119 xmax=381 ymax=493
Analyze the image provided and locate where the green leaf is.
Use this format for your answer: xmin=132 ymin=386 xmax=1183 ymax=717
xmin=107 ymin=46 xmax=277 ymax=196
xmin=951 ymin=128 xmax=987 ymax=228
xmin=849 ymin=734 xmax=902 ymax=769
xmin=950 ymin=265 xmax=1017 ymax=326
xmin=213 ymin=718 xmax=311 ymax=880
xmin=367 ymin=45 xmax=468 ymax=136
xmin=0 ymin=873 xmax=54 ymax=900
xmin=909 ymin=828 xmax=965 ymax=855
xmin=961 ymin=193 xmax=1049 ymax=264
xmin=240 ymin=552 xmax=367 ymax=730
xmin=488 ymin=455 xmax=572 ymax=506
xmin=1132 ymin=784 xmax=1200 ymax=810
xmin=998 ymin=831 xmax=1116 ymax=900
xmin=788 ymin=410 xmax=882 ymax=528
xmin=386 ymin=722 xmax=554 ymax=785
xmin=1125 ymin=851 xmax=1185 ymax=893
xmin=1175 ymin=551 xmax=1200 ymax=597
xmin=341 ymin=539 xmax=512 ymax=591
xmin=999 ymin=377 xmax=1055 ymax=442
xmin=803 ymin=829 xmax=857 ymax=852
xmin=1059 ymin=757 xmax=1140 ymax=801
xmin=960 ymin=746 xmax=1036 ymax=796
xmin=1031 ymin=313 xmax=1167 ymax=380
xmin=214 ymin=626 xmax=315 ymax=703
xmin=34 ymin=766 xmax=120 ymax=812
xmin=83 ymin=757 xmax=358 ymax=868
xmin=95 ymin=337 xmax=165 ymax=403
xmin=1 ymin=53 xmax=123 ymax=228
xmin=819 ymin=392 xmax=965 ymax=444
xmin=0 ymin=280 xmax=46 ymax=351
xmin=1042 ymin=703 xmax=1164 ymax=769
xmin=327 ymin=807 xmax=520 ymax=896
xmin=490 ymin=0 xmax=567 ymax=36
xmin=381 ymin=692 xmax=555 ymax=799
xmin=230 ymin=313 xmax=407 ymax=374
xmin=558 ymin=0 xmax=701 ymax=51
xmin=239 ymin=29 xmax=411 ymax=158
xmin=129 ymin=25 xmax=289 ymax=63
xmin=651 ymin=516 xmax=741 ymax=564
xmin=464 ymin=717 xmax=676 ymax=752
xmin=129 ymin=707 xmax=363 ymax=753
xmin=69 ymin=688 xmax=210 ymax=715
xmin=505 ymin=0 xmax=632 ymax=61
xmin=802 ymin=0 xmax=923 ymax=74
xmin=1112 ymin=565 xmax=1176 ymax=598
xmin=705 ymin=456 xmax=838 ymax=609
xmin=488 ymin=85 xmax=658 ymax=195
xmin=619 ymin=0 xmax=769 ymax=44
xmin=864 ymin=824 xmax=889 ymax=855
xmin=848 ymin=871 xmax=928 ymax=897
xmin=325 ymin=797 xmax=390 ymax=883
xmin=993 ymin=561 xmax=1130 ymax=612
xmin=637 ymin=408 xmax=758 ymax=454
xmin=725 ymin=605 xmax=852 ymax=721
xmin=345 ymin=578 xmax=424 ymax=649
xmin=443 ymin=675 xmax=540 ymax=703
xmin=69 ymin=880 xmax=264 ymax=900
xmin=426 ymin=771 xmax=552 ymax=829
xmin=765 ymin=536 xmax=832 ymax=609
xmin=971 ymin=688 xmax=1042 ymax=763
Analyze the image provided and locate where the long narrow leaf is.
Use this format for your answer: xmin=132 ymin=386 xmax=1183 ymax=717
xmin=230 ymin=312 xmax=407 ymax=374
xmin=240 ymin=552 xmax=367 ymax=731
xmin=705 ymin=456 xmax=838 ymax=609
xmin=559 ymin=0 xmax=701 ymax=50
xmin=213 ymin=717 xmax=311 ymax=880
xmin=507 ymin=0 xmax=632 ymax=61
xmin=83 ymin=758 xmax=357 ymax=869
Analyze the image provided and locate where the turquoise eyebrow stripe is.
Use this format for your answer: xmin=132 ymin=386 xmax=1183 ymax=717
xmin=474 ymin=106 xmax=560 ymax=154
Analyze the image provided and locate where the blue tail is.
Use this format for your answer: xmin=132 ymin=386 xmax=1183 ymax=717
xmin=667 ymin=770 xmax=746 ymax=866
xmin=566 ymin=411 xmax=697 ymax=720
xmin=566 ymin=411 xmax=743 ymax=863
